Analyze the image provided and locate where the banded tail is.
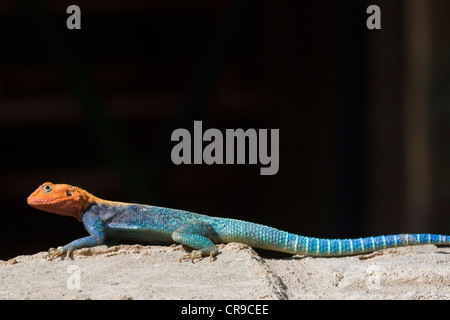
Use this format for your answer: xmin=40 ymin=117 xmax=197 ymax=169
xmin=285 ymin=233 xmax=450 ymax=256
xmin=222 ymin=220 xmax=450 ymax=256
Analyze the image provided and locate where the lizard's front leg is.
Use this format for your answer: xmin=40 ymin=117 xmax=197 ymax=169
xmin=171 ymin=221 xmax=219 ymax=263
xmin=46 ymin=209 xmax=106 ymax=260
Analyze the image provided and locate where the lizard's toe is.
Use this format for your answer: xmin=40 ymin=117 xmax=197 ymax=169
xmin=179 ymin=250 xmax=203 ymax=263
xmin=44 ymin=247 xmax=67 ymax=261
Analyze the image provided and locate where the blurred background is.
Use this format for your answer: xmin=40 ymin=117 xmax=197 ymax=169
xmin=0 ymin=0 xmax=449 ymax=260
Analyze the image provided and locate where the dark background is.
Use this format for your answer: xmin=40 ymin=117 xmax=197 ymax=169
xmin=1 ymin=0 xmax=449 ymax=260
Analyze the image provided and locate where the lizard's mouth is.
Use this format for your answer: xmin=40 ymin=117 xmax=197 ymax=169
xmin=27 ymin=194 xmax=84 ymax=221
xmin=27 ymin=195 xmax=66 ymax=210
xmin=27 ymin=186 xmax=61 ymax=204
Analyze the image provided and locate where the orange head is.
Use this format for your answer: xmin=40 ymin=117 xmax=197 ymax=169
xmin=27 ymin=182 xmax=96 ymax=221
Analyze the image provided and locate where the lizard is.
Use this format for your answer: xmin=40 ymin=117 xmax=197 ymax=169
xmin=27 ymin=182 xmax=450 ymax=262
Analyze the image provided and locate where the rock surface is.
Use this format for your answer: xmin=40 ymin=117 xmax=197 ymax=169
xmin=1 ymin=243 xmax=448 ymax=299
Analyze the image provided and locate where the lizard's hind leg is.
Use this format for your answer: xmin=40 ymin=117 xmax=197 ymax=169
xmin=171 ymin=221 xmax=219 ymax=263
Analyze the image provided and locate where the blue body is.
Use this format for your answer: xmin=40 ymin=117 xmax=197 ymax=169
xmin=56 ymin=202 xmax=450 ymax=257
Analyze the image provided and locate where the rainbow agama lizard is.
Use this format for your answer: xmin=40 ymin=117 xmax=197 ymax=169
xmin=27 ymin=182 xmax=450 ymax=262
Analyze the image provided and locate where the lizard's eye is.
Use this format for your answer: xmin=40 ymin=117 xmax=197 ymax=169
xmin=42 ymin=184 xmax=52 ymax=193
xmin=66 ymin=190 xmax=72 ymax=196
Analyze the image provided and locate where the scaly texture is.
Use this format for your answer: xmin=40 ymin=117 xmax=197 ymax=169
xmin=27 ymin=182 xmax=450 ymax=261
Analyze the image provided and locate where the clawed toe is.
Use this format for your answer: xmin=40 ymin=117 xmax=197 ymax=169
xmin=44 ymin=247 xmax=68 ymax=261
xmin=179 ymin=251 xmax=203 ymax=263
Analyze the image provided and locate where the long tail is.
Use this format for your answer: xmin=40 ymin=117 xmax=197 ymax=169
xmin=221 ymin=219 xmax=450 ymax=256
xmin=287 ymin=233 xmax=450 ymax=256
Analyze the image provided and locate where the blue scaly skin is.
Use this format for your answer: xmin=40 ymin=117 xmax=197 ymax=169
xmin=27 ymin=182 xmax=450 ymax=262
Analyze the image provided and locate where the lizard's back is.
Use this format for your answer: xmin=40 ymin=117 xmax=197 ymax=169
xmin=90 ymin=202 xmax=222 ymax=244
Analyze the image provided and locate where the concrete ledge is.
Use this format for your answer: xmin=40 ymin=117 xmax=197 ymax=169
xmin=0 ymin=243 xmax=448 ymax=299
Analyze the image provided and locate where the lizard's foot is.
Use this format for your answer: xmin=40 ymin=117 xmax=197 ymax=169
xmin=44 ymin=247 xmax=70 ymax=261
xmin=179 ymin=250 xmax=218 ymax=263
xmin=179 ymin=250 xmax=203 ymax=263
